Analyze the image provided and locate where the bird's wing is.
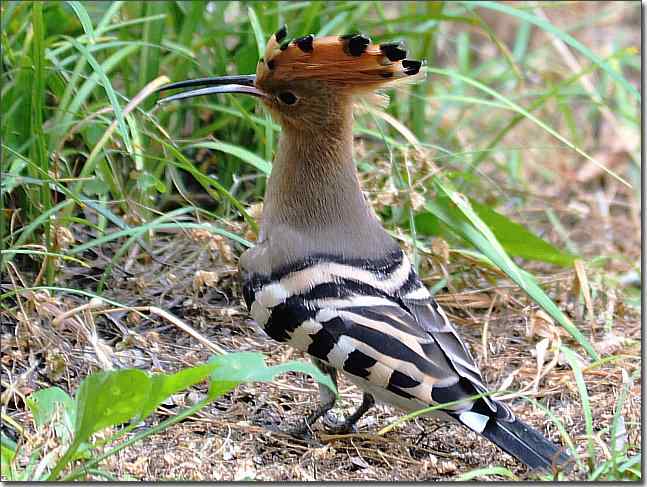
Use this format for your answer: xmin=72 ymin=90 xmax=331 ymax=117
xmin=301 ymin=294 xmax=507 ymax=418
xmin=245 ymin=250 xmax=512 ymax=419
xmin=402 ymin=288 xmax=488 ymax=392
xmin=398 ymin=277 xmax=514 ymax=420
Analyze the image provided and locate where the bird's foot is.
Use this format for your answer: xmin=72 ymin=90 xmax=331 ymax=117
xmin=282 ymin=419 xmax=316 ymax=439
xmin=257 ymin=419 xmax=323 ymax=446
xmin=322 ymin=393 xmax=375 ymax=435
xmin=322 ymin=411 xmax=358 ymax=435
xmin=276 ymin=398 xmax=336 ymax=441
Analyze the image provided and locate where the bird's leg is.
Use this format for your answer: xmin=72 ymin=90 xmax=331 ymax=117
xmin=310 ymin=360 xmax=376 ymax=434
xmin=285 ymin=359 xmax=376 ymax=437
xmin=322 ymin=392 xmax=375 ymax=435
xmin=285 ymin=358 xmax=338 ymax=438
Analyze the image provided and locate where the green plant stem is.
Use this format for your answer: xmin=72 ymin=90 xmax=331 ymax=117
xmin=30 ymin=1 xmax=53 ymax=283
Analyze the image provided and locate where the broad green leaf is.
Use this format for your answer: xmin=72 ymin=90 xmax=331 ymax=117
xmin=419 ymin=196 xmax=577 ymax=267
xmin=413 ymin=211 xmax=445 ymax=238
xmin=48 ymin=353 xmax=337 ymax=480
xmin=74 ymin=369 xmax=150 ymax=445
xmin=468 ymin=198 xmax=577 ymax=266
xmin=208 ymin=352 xmax=337 ymax=400
xmin=138 ymin=363 xmax=218 ymax=420
xmin=415 ymin=198 xmax=578 ymax=267
xmin=67 ymin=353 xmax=335 ymax=448
xmin=26 ymin=386 xmax=76 ymax=434
xmin=26 ymin=387 xmax=91 ymax=463
xmin=1 ymin=432 xmax=17 ymax=478
xmin=426 ymin=179 xmax=597 ymax=360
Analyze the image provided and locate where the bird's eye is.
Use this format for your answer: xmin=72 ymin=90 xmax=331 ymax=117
xmin=277 ymin=91 xmax=297 ymax=105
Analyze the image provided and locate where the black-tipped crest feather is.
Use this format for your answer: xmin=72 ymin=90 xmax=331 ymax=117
xmin=256 ymin=29 xmax=424 ymax=90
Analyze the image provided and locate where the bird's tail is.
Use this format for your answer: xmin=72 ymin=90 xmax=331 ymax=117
xmin=474 ymin=415 xmax=572 ymax=471
xmin=451 ymin=405 xmax=572 ymax=471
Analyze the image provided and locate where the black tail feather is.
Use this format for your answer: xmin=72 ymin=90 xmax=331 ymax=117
xmin=478 ymin=417 xmax=572 ymax=471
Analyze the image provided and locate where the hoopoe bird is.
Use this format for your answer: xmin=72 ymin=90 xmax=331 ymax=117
xmin=158 ymin=26 xmax=571 ymax=471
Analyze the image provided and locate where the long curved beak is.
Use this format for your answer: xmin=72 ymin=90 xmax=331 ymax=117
xmin=156 ymin=74 xmax=265 ymax=104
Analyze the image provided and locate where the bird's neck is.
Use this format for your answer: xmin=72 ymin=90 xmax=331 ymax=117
xmin=260 ymin=104 xmax=395 ymax=259
xmin=264 ymin=106 xmax=361 ymax=227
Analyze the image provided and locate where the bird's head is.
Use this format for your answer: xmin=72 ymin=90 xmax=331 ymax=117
xmin=158 ymin=25 xmax=423 ymax=132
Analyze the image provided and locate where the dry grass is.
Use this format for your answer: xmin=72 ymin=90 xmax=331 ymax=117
xmin=1 ymin=184 xmax=640 ymax=480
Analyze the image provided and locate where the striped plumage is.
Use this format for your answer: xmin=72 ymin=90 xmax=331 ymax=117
xmin=243 ymin=249 xmax=497 ymax=417
xmin=242 ymin=250 xmax=568 ymax=470
xmin=158 ymin=25 xmax=571 ymax=472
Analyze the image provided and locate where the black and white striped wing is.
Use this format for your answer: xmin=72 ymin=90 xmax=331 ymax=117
xmin=400 ymin=285 xmax=500 ymax=403
xmin=243 ymin=250 xmax=513 ymax=425
xmin=400 ymin=287 xmax=514 ymax=421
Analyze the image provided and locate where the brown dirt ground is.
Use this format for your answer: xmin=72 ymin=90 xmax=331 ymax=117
xmin=1 ymin=190 xmax=640 ymax=480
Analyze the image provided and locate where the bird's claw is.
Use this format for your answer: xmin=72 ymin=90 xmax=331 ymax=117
xmin=280 ymin=421 xmax=327 ymax=446
xmin=322 ymin=411 xmax=359 ymax=435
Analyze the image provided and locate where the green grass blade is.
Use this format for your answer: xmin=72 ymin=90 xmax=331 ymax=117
xmin=30 ymin=3 xmax=48 ymax=198
xmin=523 ymin=396 xmax=583 ymax=471
xmin=1 ymin=250 xmax=88 ymax=267
xmin=96 ymin=1 xmax=123 ymax=32
xmin=468 ymin=49 xmax=630 ymax=172
xmin=247 ymin=5 xmax=266 ymax=58
xmin=561 ymin=346 xmax=596 ymax=470
xmin=188 ymin=140 xmax=272 ymax=175
xmin=66 ymin=1 xmax=96 ymax=43
xmin=427 ymin=179 xmax=598 ymax=360
xmin=138 ymin=2 xmax=166 ymax=109
xmin=155 ymin=139 xmax=258 ymax=232
xmin=68 ymin=221 xmax=251 ymax=256
xmin=29 ymin=2 xmax=53 ymax=283
xmin=467 ymin=1 xmax=640 ymax=101
xmin=65 ymin=36 xmax=133 ymax=155
xmin=426 ymin=67 xmax=632 ymax=188
xmin=609 ymin=370 xmax=633 ymax=477
xmin=247 ymin=5 xmax=275 ymax=166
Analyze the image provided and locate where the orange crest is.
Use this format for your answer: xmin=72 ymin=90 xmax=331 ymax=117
xmin=256 ymin=25 xmax=423 ymax=90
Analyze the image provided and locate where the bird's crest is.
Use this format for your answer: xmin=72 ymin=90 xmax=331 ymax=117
xmin=256 ymin=25 xmax=424 ymax=91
